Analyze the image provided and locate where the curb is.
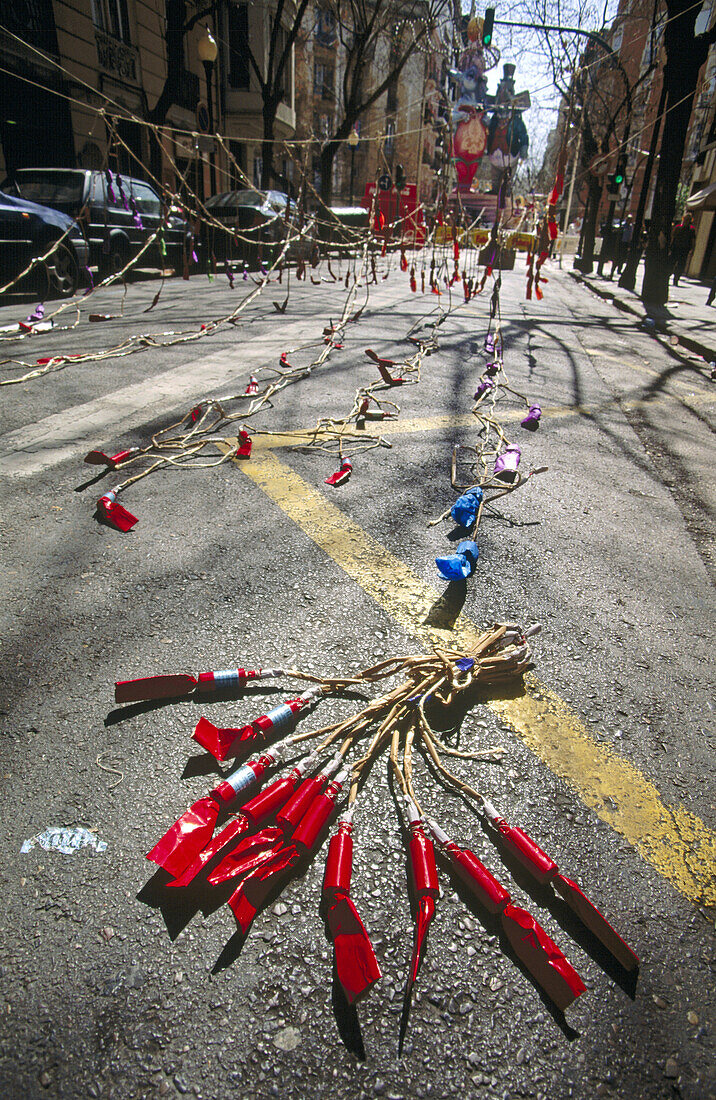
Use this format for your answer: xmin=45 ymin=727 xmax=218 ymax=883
xmin=569 ymin=269 xmax=716 ymax=364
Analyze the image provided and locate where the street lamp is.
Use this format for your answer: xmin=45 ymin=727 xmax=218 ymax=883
xmin=198 ymin=26 xmax=218 ymax=196
xmin=348 ymin=127 xmax=359 ymax=205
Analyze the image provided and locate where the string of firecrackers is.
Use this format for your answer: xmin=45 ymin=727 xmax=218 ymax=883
xmin=119 ymin=621 xmax=637 ymax=1040
xmin=0 ymin=230 xmax=292 ymax=386
xmin=525 ymin=165 xmax=566 ymax=303
xmin=87 ymin=324 xmax=431 ymax=529
xmin=0 ymin=204 xmax=416 ymax=386
xmin=84 ymin=238 xmax=480 ymax=530
xmin=0 ymin=165 xmax=388 ymax=380
xmin=86 ymin=233 xmax=386 ymax=529
xmin=430 ymin=284 xmax=547 ymax=581
xmin=0 ymin=136 xmax=483 ymax=384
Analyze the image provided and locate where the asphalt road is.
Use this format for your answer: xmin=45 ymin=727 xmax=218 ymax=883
xmin=0 ymin=258 xmax=714 ymax=1100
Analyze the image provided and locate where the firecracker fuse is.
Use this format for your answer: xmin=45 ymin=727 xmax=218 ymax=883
xmin=481 ymin=801 xmax=639 ymax=971
xmin=428 ymin=819 xmax=586 ymax=1012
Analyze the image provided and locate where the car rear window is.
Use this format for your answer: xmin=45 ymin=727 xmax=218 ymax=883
xmin=14 ymin=171 xmax=85 ymax=209
xmin=131 ymin=183 xmax=161 ymax=217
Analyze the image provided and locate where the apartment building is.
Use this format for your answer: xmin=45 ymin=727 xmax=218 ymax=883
xmin=0 ymin=0 xmax=299 ymax=200
xmin=293 ymin=1 xmax=448 ymax=207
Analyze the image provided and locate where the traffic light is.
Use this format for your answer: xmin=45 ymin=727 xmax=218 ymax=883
xmin=395 ymin=163 xmax=407 ymax=191
xmin=607 ymin=156 xmax=627 ymax=197
xmin=482 ymin=7 xmax=495 ymax=46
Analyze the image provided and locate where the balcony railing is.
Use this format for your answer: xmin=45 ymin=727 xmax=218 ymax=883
xmin=95 ymin=29 xmax=138 ymax=83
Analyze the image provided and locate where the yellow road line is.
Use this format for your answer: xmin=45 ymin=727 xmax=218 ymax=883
xmin=249 ymin=395 xmax=713 ymax=453
xmin=227 ymin=442 xmax=716 ymax=906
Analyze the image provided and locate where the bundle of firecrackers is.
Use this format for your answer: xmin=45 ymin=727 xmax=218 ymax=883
xmin=125 ymin=623 xmax=637 ymax=1042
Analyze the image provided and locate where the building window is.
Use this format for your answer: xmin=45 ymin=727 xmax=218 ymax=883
xmin=314 ymin=61 xmax=334 ymax=100
xmin=313 ymin=111 xmax=331 ymax=139
xmin=610 ymin=24 xmax=623 ymax=52
xmin=274 ymin=23 xmax=292 ymax=104
xmin=385 ymin=119 xmax=395 ymax=157
xmin=228 ymin=3 xmax=251 ymax=89
xmin=315 ymin=9 xmax=336 ymax=46
xmin=91 ymin=0 xmax=131 ymax=43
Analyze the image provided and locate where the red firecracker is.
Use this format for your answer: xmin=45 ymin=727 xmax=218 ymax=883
xmin=96 ymin=489 xmax=138 ymax=532
xmin=226 ymin=767 xmax=349 ymax=933
xmin=84 ymin=448 xmax=138 ymax=468
xmin=365 ymin=348 xmax=405 ymax=385
xmin=323 ymin=814 xmax=382 ymax=1003
xmin=235 ymin=430 xmax=252 ymax=459
xmin=325 ymin=457 xmax=352 ymax=486
xmin=482 ymin=801 xmax=639 ymax=970
xmin=193 ymin=688 xmax=322 ymax=761
xmin=429 ymin=820 xmax=585 ymax=1011
xmin=146 ymin=746 xmax=281 ymax=878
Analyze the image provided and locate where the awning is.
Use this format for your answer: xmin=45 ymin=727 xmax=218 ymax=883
xmin=686 ymin=181 xmax=716 ymax=210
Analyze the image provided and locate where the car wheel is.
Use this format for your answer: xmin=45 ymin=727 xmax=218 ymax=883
xmin=44 ymin=242 xmax=80 ymax=299
xmin=100 ymin=239 xmax=130 ymax=278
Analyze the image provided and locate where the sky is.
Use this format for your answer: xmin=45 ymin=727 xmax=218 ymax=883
xmin=460 ymin=0 xmax=622 ymax=172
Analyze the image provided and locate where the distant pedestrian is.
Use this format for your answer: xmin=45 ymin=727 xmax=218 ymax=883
xmin=707 ymin=274 xmax=716 ymax=307
xmin=670 ymin=213 xmax=696 ymax=286
xmin=609 ymin=215 xmax=634 ymax=278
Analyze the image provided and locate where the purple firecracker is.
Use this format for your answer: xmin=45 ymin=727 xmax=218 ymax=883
xmin=521 ymin=404 xmax=542 ymax=431
xmin=474 ymin=379 xmax=495 ymax=400
xmin=494 ymin=444 xmax=521 ymax=482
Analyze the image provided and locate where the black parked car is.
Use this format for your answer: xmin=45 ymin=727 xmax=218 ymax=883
xmin=203 ymin=189 xmax=312 ymax=267
xmin=0 ymin=189 xmax=89 ymax=298
xmin=3 ymin=169 xmax=193 ymax=276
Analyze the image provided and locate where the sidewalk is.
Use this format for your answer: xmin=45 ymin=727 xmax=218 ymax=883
xmin=568 ymin=258 xmax=716 ymax=364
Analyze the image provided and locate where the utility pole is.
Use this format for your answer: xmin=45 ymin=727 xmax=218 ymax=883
xmin=559 ymin=126 xmax=582 ymax=268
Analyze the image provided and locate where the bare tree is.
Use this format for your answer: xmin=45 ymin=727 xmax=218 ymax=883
xmin=250 ymin=0 xmax=314 ymax=190
xmin=641 ymin=0 xmax=716 ymax=304
xmin=148 ymin=0 xmax=213 ymax=128
xmin=315 ymin=0 xmax=449 ymax=205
